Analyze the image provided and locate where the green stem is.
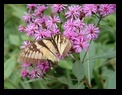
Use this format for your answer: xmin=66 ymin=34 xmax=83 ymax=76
xmin=87 ymin=54 xmax=91 ymax=86
xmin=84 ymin=76 xmax=91 ymax=88
xmin=66 ymin=70 xmax=73 ymax=85
xmin=81 ymin=15 xmax=103 ymax=88
xmin=81 ymin=40 xmax=92 ymax=89
xmin=96 ymin=15 xmax=102 ymax=27
xmin=58 ymin=12 xmax=62 ymax=32
xmin=94 ymin=13 xmax=100 ymax=19
xmin=82 ymin=40 xmax=92 ymax=64
xmin=77 ymin=81 xmax=83 ymax=89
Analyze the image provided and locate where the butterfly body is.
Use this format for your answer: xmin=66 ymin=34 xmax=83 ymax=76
xmin=18 ymin=34 xmax=72 ymax=65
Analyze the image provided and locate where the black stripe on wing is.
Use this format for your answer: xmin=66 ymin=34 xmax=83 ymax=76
xmin=37 ymin=39 xmax=57 ymax=57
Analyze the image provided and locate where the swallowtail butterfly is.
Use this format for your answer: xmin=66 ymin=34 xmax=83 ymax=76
xmin=18 ymin=34 xmax=72 ymax=65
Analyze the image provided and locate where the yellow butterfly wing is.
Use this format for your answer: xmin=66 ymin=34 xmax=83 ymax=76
xmin=18 ymin=39 xmax=59 ymax=64
xmin=18 ymin=34 xmax=72 ymax=64
xmin=54 ymin=34 xmax=72 ymax=57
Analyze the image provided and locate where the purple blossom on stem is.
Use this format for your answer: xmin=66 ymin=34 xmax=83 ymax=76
xmin=28 ymin=69 xmax=42 ymax=79
xmin=27 ymin=4 xmax=37 ymax=10
xmin=82 ymin=4 xmax=97 ymax=17
xmin=39 ymin=15 xmax=48 ymax=24
xmin=21 ymin=68 xmax=28 ymax=77
xmin=23 ymin=12 xmax=32 ymax=23
xmin=51 ymin=4 xmax=67 ymax=13
xmin=57 ymin=54 xmax=64 ymax=60
xmin=85 ymin=24 xmax=100 ymax=40
xmin=20 ymin=61 xmax=50 ymax=79
xmin=22 ymin=63 xmax=31 ymax=68
xmin=63 ymin=30 xmax=78 ymax=40
xmin=111 ymin=4 xmax=116 ymax=12
xmin=65 ymin=5 xmax=81 ymax=19
xmin=77 ymin=30 xmax=87 ymax=38
xmin=73 ymin=36 xmax=89 ymax=53
xmin=33 ymin=17 xmax=43 ymax=27
xmin=98 ymin=4 xmax=116 ymax=17
xmin=74 ymin=18 xmax=86 ymax=30
xmin=18 ymin=4 xmax=116 ymax=80
xmin=37 ymin=61 xmax=50 ymax=72
xmin=50 ymin=27 xmax=60 ymax=36
xmin=46 ymin=16 xmax=61 ymax=29
xmin=64 ymin=18 xmax=77 ymax=32
xmin=34 ymin=5 xmax=47 ymax=16
xmin=34 ymin=29 xmax=51 ymax=40
xmin=20 ymin=41 xmax=32 ymax=49
xmin=18 ymin=25 xmax=25 ymax=32
xmin=25 ymin=23 xmax=38 ymax=36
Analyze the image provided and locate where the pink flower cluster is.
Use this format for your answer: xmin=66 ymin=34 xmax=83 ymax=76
xmin=21 ymin=61 xmax=50 ymax=79
xmin=18 ymin=4 xmax=116 ymax=79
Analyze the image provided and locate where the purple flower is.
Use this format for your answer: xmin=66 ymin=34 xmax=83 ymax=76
xmin=46 ymin=16 xmax=61 ymax=29
xmin=51 ymin=4 xmax=67 ymax=13
xmin=20 ymin=41 xmax=32 ymax=49
xmin=21 ymin=68 xmax=28 ymax=77
xmin=73 ymin=36 xmax=89 ymax=53
xmin=25 ymin=23 xmax=38 ymax=36
xmin=82 ymin=4 xmax=97 ymax=17
xmin=74 ymin=18 xmax=86 ymax=30
xmin=18 ymin=4 xmax=116 ymax=80
xmin=64 ymin=18 xmax=77 ymax=32
xmin=85 ymin=24 xmax=100 ymax=40
xmin=27 ymin=4 xmax=37 ymax=10
xmin=23 ymin=12 xmax=32 ymax=23
xmin=34 ymin=5 xmax=47 ymax=16
xmin=78 ymin=30 xmax=87 ymax=38
xmin=110 ymin=4 xmax=116 ymax=12
xmin=57 ymin=54 xmax=64 ymax=60
xmin=34 ymin=29 xmax=51 ymax=40
xmin=20 ymin=61 xmax=50 ymax=79
xmin=18 ymin=25 xmax=25 ymax=32
xmin=50 ymin=27 xmax=60 ymax=36
xmin=22 ymin=63 xmax=31 ymax=68
xmin=65 ymin=5 xmax=81 ymax=19
xmin=34 ymin=17 xmax=42 ymax=27
xmin=39 ymin=15 xmax=48 ymax=24
xmin=37 ymin=61 xmax=50 ymax=73
xmin=98 ymin=4 xmax=116 ymax=17
xmin=63 ymin=30 xmax=78 ymax=40
xmin=28 ymin=69 xmax=42 ymax=79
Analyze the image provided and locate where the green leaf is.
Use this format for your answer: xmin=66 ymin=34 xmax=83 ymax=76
xmin=7 ymin=4 xmax=26 ymax=20
xmin=9 ymin=34 xmax=20 ymax=46
xmin=4 ymin=57 xmax=16 ymax=79
xmin=80 ymin=49 xmax=86 ymax=62
xmin=44 ymin=7 xmax=51 ymax=15
xmin=83 ymin=41 xmax=95 ymax=86
xmin=93 ymin=69 xmax=103 ymax=89
xmin=4 ymin=80 xmax=16 ymax=89
xmin=91 ymin=51 xmax=116 ymax=59
xmin=69 ymin=83 xmax=85 ymax=89
xmin=60 ymin=12 xmax=66 ymax=23
xmin=58 ymin=77 xmax=70 ymax=86
xmin=20 ymin=82 xmax=32 ymax=89
xmin=102 ymin=67 xmax=115 ymax=79
xmin=21 ymin=78 xmax=42 ymax=83
xmin=20 ymin=78 xmax=32 ymax=89
xmin=104 ymin=71 xmax=116 ymax=89
xmin=72 ymin=60 xmax=85 ymax=82
xmin=58 ymin=60 xmax=73 ymax=70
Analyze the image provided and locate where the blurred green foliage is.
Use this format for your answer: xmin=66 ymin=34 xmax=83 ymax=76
xmin=4 ymin=4 xmax=116 ymax=89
